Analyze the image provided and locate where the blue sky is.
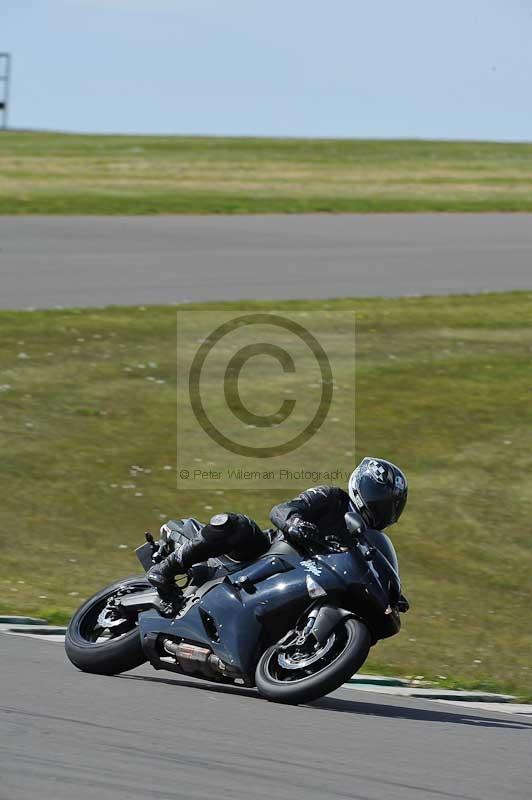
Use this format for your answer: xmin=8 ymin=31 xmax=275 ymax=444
xmin=3 ymin=0 xmax=532 ymax=140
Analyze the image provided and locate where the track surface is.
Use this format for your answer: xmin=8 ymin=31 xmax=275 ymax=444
xmin=1 ymin=214 xmax=532 ymax=309
xmin=1 ymin=636 xmax=531 ymax=800
xmin=2 ymin=216 xmax=531 ymax=798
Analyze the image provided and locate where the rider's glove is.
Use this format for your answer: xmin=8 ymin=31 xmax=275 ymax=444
xmin=285 ymin=517 xmax=320 ymax=547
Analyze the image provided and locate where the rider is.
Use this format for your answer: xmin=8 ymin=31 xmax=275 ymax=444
xmin=147 ymin=457 xmax=408 ymax=593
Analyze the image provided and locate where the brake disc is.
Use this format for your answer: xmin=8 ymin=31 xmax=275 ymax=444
xmin=277 ymin=634 xmax=335 ymax=670
xmin=96 ymin=607 xmax=129 ymax=629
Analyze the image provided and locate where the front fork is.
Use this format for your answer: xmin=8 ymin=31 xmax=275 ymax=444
xmin=293 ymin=607 xmax=320 ymax=646
xmin=279 ymin=602 xmax=353 ymax=650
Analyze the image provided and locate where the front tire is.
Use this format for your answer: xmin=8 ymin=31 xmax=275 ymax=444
xmin=255 ymin=618 xmax=370 ymax=705
xmin=65 ymin=576 xmax=150 ymax=676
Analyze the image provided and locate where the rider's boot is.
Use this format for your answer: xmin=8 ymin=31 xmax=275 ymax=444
xmin=147 ymin=550 xmax=184 ymax=596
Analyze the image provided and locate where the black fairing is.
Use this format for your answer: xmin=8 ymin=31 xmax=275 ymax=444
xmin=137 ymin=527 xmax=403 ymax=683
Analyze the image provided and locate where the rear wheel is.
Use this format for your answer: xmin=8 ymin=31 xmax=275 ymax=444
xmin=255 ymin=618 xmax=370 ymax=705
xmin=65 ymin=576 xmax=150 ymax=675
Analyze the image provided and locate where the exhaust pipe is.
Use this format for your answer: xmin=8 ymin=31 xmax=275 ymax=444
xmin=163 ymin=639 xmax=210 ymax=666
xmin=162 ymin=639 xmax=239 ymax=678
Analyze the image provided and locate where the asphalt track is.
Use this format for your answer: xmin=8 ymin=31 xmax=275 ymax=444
xmin=2 ymin=216 xmax=531 ymax=800
xmin=1 ymin=636 xmax=531 ymax=800
xmin=1 ymin=214 xmax=532 ymax=309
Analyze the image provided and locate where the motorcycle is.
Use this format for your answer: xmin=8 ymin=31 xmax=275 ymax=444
xmin=65 ymin=511 xmax=408 ymax=705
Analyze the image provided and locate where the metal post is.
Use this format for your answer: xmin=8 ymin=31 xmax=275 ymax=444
xmin=0 ymin=53 xmax=11 ymax=130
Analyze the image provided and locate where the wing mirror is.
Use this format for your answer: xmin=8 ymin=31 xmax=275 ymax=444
xmin=344 ymin=511 xmax=366 ymax=537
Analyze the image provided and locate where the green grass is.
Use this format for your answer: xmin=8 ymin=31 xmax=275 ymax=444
xmin=1 ymin=131 xmax=532 ymax=213
xmin=1 ymin=293 xmax=532 ymax=697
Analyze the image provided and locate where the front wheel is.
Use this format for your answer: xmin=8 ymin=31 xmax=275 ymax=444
xmin=255 ymin=618 xmax=370 ymax=705
xmin=65 ymin=576 xmax=150 ymax=676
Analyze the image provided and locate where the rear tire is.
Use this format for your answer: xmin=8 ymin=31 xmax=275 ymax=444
xmin=255 ymin=618 xmax=370 ymax=705
xmin=65 ymin=576 xmax=149 ymax=676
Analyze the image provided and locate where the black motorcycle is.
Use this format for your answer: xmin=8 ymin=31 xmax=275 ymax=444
xmin=65 ymin=512 xmax=408 ymax=705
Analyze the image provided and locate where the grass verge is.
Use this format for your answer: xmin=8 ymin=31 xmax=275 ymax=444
xmin=0 ymin=293 xmax=531 ymax=696
xmin=2 ymin=131 xmax=532 ymax=213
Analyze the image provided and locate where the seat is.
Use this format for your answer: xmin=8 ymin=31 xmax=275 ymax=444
xmin=162 ymin=517 xmax=203 ymax=548
xmin=210 ymin=554 xmax=249 ymax=574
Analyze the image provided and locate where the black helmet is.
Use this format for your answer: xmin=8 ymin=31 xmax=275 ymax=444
xmin=348 ymin=457 xmax=408 ymax=529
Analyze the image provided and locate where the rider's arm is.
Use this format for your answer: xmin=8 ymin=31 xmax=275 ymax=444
xmin=269 ymin=486 xmax=331 ymax=532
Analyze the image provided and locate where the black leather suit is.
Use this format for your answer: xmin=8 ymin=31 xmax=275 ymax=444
xmin=172 ymin=485 xmax=398 ymax=573
xmin=270 ymin=484 xmax=352 ymax=540
xmin=168 ymin=513 xmax=270 ymax=570
xmin=269 ymin=484 xmax=399 ymax=572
